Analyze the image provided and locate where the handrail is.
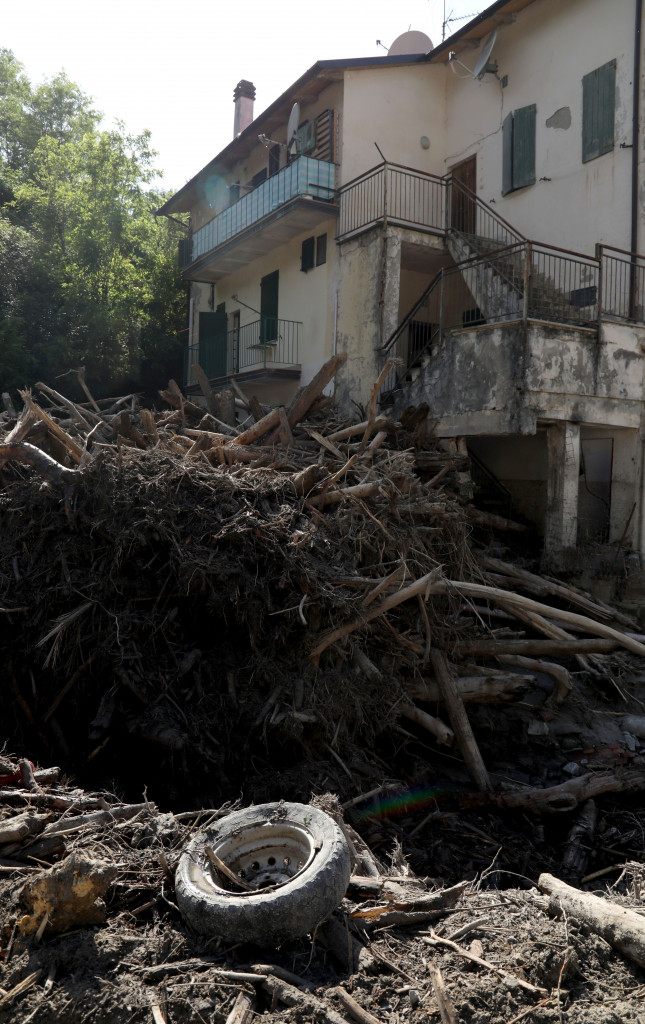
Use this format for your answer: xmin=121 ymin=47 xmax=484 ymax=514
xmin=448 ymin=177 xmax=525 ymax=245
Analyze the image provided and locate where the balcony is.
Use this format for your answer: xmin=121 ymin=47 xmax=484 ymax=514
xmin=184 ymin=317 xmax=301 ymax=388
xmin=183 ymin=158 xmax=337 ymax=282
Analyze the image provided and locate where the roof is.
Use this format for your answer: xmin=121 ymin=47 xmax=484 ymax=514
xmin=158 ymin=54 xmax=426 ymax=216
xmin=425 ymin=0 xmax=537 ymax=62
xmin=158 ymin=0 xmax=540 ymax=217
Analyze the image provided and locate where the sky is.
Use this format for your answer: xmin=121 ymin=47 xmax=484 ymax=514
xmin=3 ymin=0 xmax=484 ymax=194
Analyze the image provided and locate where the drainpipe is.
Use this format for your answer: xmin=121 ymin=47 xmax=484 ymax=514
xmin=635 ymin=0 xmax=645 ymax=558
xmin=630 ymin=0 xmax=642 ymax=314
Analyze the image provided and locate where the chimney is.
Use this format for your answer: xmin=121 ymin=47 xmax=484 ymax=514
xmin=233 ymin=80 xmax=256 ymax=138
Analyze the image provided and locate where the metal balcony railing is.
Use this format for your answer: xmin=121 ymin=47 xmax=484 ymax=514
xmin=598 ymin=244 xmax=645 ymax=323
xmin=184 ymin=318 xmax=300 ymax=387
xmin=337 ymin=162 xmax=445 ymax=239
xmin=188 ymin=158 xmax=336 ymax=265
xmin=378 ymin=241 xmax=600 ymax=404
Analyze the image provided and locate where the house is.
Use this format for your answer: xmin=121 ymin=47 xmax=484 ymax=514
xmin=159 ymin=0 xmax=645 ymax=574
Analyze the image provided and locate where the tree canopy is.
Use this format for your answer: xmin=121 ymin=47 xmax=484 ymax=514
xmin=0 ymin=49 xmax=186 ymax=399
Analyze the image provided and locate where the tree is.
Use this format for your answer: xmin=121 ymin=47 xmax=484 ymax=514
xmin=0 ymin=50 xmax=186 ymax=398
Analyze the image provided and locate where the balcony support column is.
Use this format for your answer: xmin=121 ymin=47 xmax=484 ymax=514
xmin=544 ymin=421 xmax=580 ymax=558
xmin=380 ymin=228 xmax=402 ymax=348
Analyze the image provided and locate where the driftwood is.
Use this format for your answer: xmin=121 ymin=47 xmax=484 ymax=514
xmin=496 ymin=654 xmax=572 ymax=705
xmin=408 ymin=673 xmax=534 ymax=704
xmin=489 ymin=768 xmax=645 ymax=813
xmin=454 ymin=637 xmax=618 ymax=657
xmin=539 ymin=872 xmax=645 ymax=968
xmin=429 ymin=650 xmax=490 ymax=792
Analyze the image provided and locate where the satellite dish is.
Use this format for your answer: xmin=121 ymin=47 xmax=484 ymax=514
xmin=388 ymin=30 xmax=433 ymax=56
xmin=473 ymin=29 xmax=498 ymax=79
xmin=449 ymin=28 xmax=498 ymax=80
xmin=287 ymin=102 xmax=300 ymax=149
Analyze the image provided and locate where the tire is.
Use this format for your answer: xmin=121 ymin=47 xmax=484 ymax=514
xmin=175 ymin=802 xmax=352 ymax=946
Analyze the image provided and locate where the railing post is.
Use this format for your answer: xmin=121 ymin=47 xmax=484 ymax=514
xmin=595 ymin=243 xmax=603 ymax=329
xmin=383 ymin=163 xmax=388 ymax=227
xmin=523 ymin=242 xmax=532 ymax=322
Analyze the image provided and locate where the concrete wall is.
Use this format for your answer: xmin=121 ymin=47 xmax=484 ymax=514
xmin=442 ymin=0 xmax=641 ymax=256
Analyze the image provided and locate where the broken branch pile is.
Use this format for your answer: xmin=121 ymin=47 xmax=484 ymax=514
xmin=1 ymin=363 xmax=645 ymax=872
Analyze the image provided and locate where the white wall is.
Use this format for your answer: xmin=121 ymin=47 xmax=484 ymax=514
xmin=341 ymin=64 xmax=446 ymax=185
xmin=443 ymin=0 xmax=639 ymax=255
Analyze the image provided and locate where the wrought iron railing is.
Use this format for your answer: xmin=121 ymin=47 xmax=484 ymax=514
xmin=189 ymin=158 xmax=336 ymax=264
xmin=447 ymin=176 xmax=525 ymax=249
xmin=597 ymin=244 xmax=645 ymax=323
xmin=337 ymin=162 xmax=445 ymax=239
xmin=378 ymin=241 xmax=600 ymax=404
xmin=184 ymin=318 xmax=300 ymax=386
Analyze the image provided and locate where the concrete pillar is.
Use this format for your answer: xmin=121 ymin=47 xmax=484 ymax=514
xmin=380 ymin=229 xmax=402 ymax=347
xmin=545 ymin=421 xmax=581 ymax=555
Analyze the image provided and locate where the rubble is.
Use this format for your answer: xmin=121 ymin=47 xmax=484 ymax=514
xmin=1 ymin=361 xmax=645 ymax=1021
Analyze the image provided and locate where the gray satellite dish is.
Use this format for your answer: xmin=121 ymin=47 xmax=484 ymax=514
xmin=449 ymin=28 xmax=498 ymax=80
xmin=388 ymin=29 xmax=433 ymax=56
xmin=473 ymin=29 xmax=498 ymax=79
xmin=287 ymin=102 xmax=300 ymax=150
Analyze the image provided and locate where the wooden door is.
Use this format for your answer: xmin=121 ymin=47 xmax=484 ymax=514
xmin=451 ymin=156 xmax=477 ymax=234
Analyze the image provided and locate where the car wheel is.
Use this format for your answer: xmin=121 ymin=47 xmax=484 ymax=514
xmin=175 ymin=801 xmax=352 ymax=946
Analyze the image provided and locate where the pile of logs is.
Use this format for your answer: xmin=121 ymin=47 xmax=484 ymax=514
xmin=1 ymin=358 xmax=645 ymax=830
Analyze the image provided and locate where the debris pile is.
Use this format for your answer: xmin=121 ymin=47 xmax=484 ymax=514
xmin=1 ymin=766 xmax=645 ymax=1023
xmin=2 ymin=357 xmax=645 ymax=1020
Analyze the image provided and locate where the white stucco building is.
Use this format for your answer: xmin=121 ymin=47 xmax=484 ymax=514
xmin=160 ymin=0 xmax=645 ymax=568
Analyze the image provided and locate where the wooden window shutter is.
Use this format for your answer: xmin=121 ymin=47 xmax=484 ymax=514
xmin=502 ymin=105 xmax=536 ymax=195
xmin=502 ymin=112 xmax=514 ymax=196
xmin=582 ymin=60 xmax=616 ymax=163
xmin=513 ymin=104 xmax=536 ymax=190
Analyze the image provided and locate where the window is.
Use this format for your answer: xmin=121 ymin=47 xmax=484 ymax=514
xmin=301 ymin=237 xmax=315 ymax=272
xmin=502 ymin=104 xmax=536 ymax=196
xmin=582 ymin=60 xmax=616 ymax=163
xmin=252 ymin=168 xmax=267 ymax=188
xmin=316 ymin=233 xmax=327 ymax=266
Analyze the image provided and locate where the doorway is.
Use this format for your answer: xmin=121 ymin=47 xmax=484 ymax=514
xmin=451 ymin=155 xmax=477 ymax=234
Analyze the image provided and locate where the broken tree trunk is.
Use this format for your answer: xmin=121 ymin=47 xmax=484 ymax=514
xmin=538 ymin=872 xmax=645 ymax=968
xmin=430 ymin=650 xmax=491 ymax=792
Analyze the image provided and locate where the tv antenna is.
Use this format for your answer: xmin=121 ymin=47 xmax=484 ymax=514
xmin=449 ymin=28 xmax=498 ymax=79
xmin=442 ymin=3 xmax=483 ymax=41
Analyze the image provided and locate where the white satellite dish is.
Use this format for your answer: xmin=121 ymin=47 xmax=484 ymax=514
xmin=449 ymin=28 xmax=498 ymax=80
xmin=287 ymin=102 xmax=300 ymax=150
xmin=473 ymin=29 xmax=498 ymax=79
xmin=388 ymin=29 xmax=433 ymax=56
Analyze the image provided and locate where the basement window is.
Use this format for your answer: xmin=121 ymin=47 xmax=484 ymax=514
xmin=502 ymin=104 xmax=536 ymax=195
xmin=582 ymin=60 xmax=616 ymax=163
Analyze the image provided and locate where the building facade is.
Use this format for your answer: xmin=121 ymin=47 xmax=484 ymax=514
xmin=160 ymin=0 xmax=645 ymax=564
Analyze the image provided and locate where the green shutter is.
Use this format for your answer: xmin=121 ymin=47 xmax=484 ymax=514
xmin=513 ymin=104 xmax=536 ymax=190
xmin=260 ymin=270 xmax=279 ymax=343
xmin=199 ymin=310 xmax=228 ymax=379
xmin=502 ymin=112 xmax=514 ymax=196
xmin=583 ymin=60 xmax=616 ymax=163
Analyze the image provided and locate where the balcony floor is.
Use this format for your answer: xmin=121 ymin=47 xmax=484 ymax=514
xmin=184 ymin=196 xmax=337 ymax=282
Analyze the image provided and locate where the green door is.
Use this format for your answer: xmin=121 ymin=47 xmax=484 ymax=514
xmin=260 ymin=271 xmax=279 ymax=344
xmin=199 ymin=309 xmax=228 ymax=379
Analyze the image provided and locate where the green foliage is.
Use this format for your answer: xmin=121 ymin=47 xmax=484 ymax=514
xmin=0 ymin=49 xmax=186 ymax=400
